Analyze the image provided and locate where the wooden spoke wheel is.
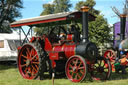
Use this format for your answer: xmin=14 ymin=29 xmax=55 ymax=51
xmin=104 ymin=50 xmax=116 ymax=71
xmin=91 ymin=57 xmax=111 ymax=80
xmin=65 ymin=55 xmax=87 ymax=82
xmin=18 ymin=43 xmax=45 ymax=80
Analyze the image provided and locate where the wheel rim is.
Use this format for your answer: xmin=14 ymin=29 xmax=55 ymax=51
xmin=65 ymin=55 xmax=87 ymax=82
xmin=18 ymin=44 xmax=40 ymax=79
xmin=104 ymin=50 xmax=116 ymax=71
xmin=91 ymin=57 xmax=111 ymax=80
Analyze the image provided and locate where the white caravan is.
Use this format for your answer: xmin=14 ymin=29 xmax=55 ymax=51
xmin=0 ymin=33 xmax=24 ymax=61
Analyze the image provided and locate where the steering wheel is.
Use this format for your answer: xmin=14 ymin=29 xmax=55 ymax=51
xmin=48 ymin=26 xmax=67 ymax=43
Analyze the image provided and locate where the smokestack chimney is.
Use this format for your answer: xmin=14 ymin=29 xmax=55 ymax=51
xmin=120 ymin=14 xmax=126 ymax=40
xmin=81 ymin=6 xmax=89 ymax=42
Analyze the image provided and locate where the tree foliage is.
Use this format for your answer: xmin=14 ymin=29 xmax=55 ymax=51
xmin=40 ymin=4 xmax=54 ymax=15
xmin=0 ymin=0 xmax=23 ymax=33
xmin=88 ymin=15 xmax=112 ymax=45
xmin=54 ymin=0 xmax=72 ymax=13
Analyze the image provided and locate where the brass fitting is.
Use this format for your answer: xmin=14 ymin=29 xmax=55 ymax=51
xmin=80 ymin=6 xmax=89 ymax=12
xmin=120 ymin=14 xmax=127 ymax=17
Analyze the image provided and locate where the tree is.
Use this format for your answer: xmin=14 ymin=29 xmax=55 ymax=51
xmin=40 ymin=4 xmax=54 ymax=15
xmin=34 ymin=0 xmax=72 ymax=35
xmin=40 ymin=0 xmax=72 ymax=15
xmin=75 ymin=0 xmax=99 ymax=15
xmin=0 ymin=0 xmax=23 ymax=33
xmin=75 ymin=0 xmax=112 ymax=46
xmin=54 ymin=0 xmax=72 ymax=13
xmin=89 ymin=15 xmax=112 ymax=45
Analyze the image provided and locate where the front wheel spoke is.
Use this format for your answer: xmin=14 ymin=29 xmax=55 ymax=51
xmin=69 ymin=69 xmax=73 ymax=72
xmin=78 ymin=66 xmax=84 ymax=70
xmin=75 ymin=74 xmax=77 ymax=79
xmin=75 ymin=59 xmax=78 ymax=66
xmin=78 ymin=62 xmax=82 ymax=68
xmin=71 ymin=72 xmax=75 ymax=78
xmin=80 ymin=70 xmax=84 ymax=75
xmin=69 ymin=64 xmax=74 ymax=68
xmin=77 ymin=73 xmax=81 ymax=79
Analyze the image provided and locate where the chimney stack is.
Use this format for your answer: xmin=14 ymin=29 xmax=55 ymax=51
xmin=81 ymin=6 xmax=89 ymax=42
xmin=120 ymin=14 xmax=126 ymax=40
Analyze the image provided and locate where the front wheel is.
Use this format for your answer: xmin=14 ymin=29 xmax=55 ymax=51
xmin=65 ymin=55 xmax=87 ymax=82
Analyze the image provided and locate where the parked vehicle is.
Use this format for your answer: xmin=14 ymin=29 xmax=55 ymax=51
xmin=104 ymin=14 xmax=128 ymax=73
xmin=0 ymin=33 xmax=22 ymax=61
xmin=11 ymin=6 xmax=111 ymax=82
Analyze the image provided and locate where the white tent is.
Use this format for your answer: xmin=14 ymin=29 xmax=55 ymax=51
xmin=0 ymin=32 xmax=25 ymax=61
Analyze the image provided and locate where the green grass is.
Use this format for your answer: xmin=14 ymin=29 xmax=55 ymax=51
xmin=0 ymin=65 xmax=128 ymax=85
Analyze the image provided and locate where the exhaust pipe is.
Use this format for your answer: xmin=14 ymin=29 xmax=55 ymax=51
xmin=120 ymin=14 xmax=126 ymax=40
xmin=81 ymin=6 xmax=89 ymax=42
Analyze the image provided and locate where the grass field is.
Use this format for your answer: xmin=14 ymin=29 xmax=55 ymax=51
xmin=0 ymin=64 xmax=128 ymax=85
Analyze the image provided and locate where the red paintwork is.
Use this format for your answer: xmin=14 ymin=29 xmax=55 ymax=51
xmin=17 ymin=46 xmax=22 ymax=51
xmin=29 ymin=37 xmax=36 ymax=43
xmin=62 ymin=44 xmax=76 ymax=58
xmin=44 ymin=37 xmax=52 ymax=52
xmin=67 ymin=34 xmax=73 ymax=41
xmin=11 ymin=17 xmax=67 ymax=27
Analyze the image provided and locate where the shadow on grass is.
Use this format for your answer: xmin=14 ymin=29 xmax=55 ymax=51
xmin=43 ymin=72 xmax=67 ymax=80
xmin=82 ymin=69 xmax=128 ymax=83
xmin=0 ymin=61 xmax=17 ymax=71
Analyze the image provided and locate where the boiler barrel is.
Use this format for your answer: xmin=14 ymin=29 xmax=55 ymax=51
xmin=120 ymin=39 xmax=128 ymax=50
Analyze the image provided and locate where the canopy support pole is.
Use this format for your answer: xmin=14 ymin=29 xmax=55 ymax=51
xmin=20 ymin=26 xmax=32 ymax=45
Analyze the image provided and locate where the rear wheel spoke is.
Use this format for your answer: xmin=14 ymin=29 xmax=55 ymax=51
xmin=21 ymin=64 xmax=27 ymax=68
xmin=32 ymin=61 xmax=39 ymax=64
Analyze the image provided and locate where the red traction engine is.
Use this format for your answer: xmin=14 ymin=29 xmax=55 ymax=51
xmin=11 ymin=6 xmax=111 ymax=82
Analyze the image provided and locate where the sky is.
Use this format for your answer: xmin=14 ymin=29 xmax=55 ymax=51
xmin=17 ymin=0 xmax=125 ymax=33
xmin=19 ymin=0 xmax=125 ymax=25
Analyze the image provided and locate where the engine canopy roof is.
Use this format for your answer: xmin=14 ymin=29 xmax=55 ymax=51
xmin=11 ymin=11 xmax=95 ymax=28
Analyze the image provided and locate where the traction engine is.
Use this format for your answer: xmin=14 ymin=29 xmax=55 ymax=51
xmin=104 ymin=14 xmax=128 ymax=73
xmin=11 ymin=6 xmax=111 ymax=82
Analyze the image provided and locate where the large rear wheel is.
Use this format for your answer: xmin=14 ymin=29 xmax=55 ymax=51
xmin=65 ymin=55 xmax=87 ymax=82
xmin=17 ymin=43 xmax=45 ymax=80
xmin=90 ymin=57 xmax=111 ymax=80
